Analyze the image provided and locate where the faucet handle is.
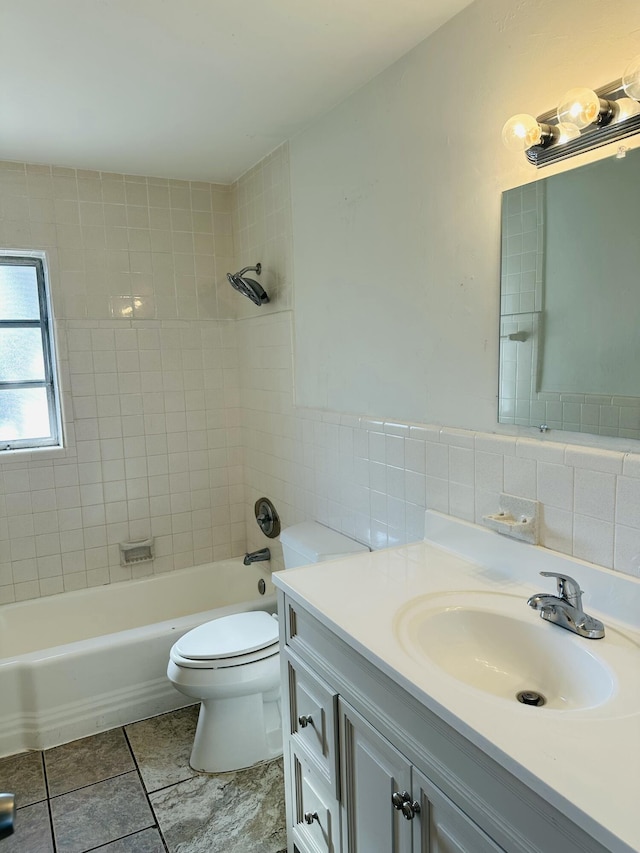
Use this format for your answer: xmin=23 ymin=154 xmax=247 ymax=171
xmin=539 ymin=571 xmax=583 ymax=608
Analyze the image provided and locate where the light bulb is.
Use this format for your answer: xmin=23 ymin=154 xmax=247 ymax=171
xmin=613 ymin=97 xmax=640 ymax=123
xmin=556 ymin=122 xmax=581 ymax=144
xmin=622 ymin=54 xmax=640 ymax=100
xmin=501 ymin=114 xmax=544 ymax=152
xmin=557 ymin=88 xmax=602 ymax=129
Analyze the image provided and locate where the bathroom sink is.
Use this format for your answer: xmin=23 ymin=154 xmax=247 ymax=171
xmin=393 ymin=591 xmax=620 ymax=711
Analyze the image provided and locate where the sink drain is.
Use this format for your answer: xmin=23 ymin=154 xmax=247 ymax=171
xmin=516 ymin=690 xmax=546 ymax=707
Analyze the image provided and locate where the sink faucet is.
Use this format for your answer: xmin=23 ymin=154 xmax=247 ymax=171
xmin=527 ymin=571 xmax=605 ymax=639
xmin=243 ymin=547 xmax=271 ymax=566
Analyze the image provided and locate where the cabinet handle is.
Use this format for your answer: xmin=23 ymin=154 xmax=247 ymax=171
xmin=392 ymin=791 xmax=410 ymax=810
xmin=391 ymin=791 xmax=420 ymax=821
xmin=402 ymin=800 xmax=420 ymax=820
xmin=304 ymin=811 xmax=319 ymax=825
xmin=298 ymin=714 xmax=313 ymax=728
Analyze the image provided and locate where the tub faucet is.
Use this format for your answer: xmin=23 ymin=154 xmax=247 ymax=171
xmin=527 ymin=571 xmax=605 ymax=639
xmin=243 ymin=547 xmax=271 ymax=566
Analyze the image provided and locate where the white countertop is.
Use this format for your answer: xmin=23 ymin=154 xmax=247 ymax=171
xmin=273 ymin=512 xmax=640 ymax=853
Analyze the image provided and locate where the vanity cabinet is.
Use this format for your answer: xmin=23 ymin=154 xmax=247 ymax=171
xmin=279 ymin=591 xmax=615 ymax=853
xmin=340 ymin=700 xmax=502 ymax=853
xmin=281 ymin=606 xmax=501 ymax=853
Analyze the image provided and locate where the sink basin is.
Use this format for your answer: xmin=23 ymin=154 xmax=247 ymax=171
xmin=394 ymin=592 xmax=619 ymax=711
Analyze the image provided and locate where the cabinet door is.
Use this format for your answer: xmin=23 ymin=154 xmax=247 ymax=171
xmin=412 ymin=768 xmax=504 ymax=853
xmin=340 ymin=700 xmax=412 ymax=853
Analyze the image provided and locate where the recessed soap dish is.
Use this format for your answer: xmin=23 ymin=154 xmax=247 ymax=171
xmin=120 ymin=539 xmax=154 ymax=566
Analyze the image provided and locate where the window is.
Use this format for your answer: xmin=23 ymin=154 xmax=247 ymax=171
xmin=0 ymin=255 xmax=61 ymax=451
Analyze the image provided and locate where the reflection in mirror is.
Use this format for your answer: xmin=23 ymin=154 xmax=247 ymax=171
xmin=499 ymin=147 xmax=640 ymax=440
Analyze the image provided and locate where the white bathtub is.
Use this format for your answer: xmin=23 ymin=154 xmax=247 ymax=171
xmin=0 ymin=559 xmax=276 ymax=756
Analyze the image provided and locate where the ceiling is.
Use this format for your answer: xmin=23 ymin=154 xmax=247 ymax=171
xmin=0 ymin=0 xmax=473 ymax=183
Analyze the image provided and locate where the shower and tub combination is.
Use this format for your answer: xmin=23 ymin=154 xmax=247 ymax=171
xmin=0 ymin=521 xmax=368 ymax=778
xmin=0 ymin=557 xmax=276 ymax=757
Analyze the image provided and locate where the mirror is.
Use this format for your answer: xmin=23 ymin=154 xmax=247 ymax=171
xmin=499 ymin=147 xmax=640 ymax=440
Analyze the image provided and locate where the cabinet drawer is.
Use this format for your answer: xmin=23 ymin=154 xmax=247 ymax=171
xmin=290 ymin=747 xmax=340 ymax=853
xmin=284 ymin=649 xmax=338 ymax=795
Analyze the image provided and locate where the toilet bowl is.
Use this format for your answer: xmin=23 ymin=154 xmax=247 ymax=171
xmin=167 ymin=610 xmax=281 ymax=773
xmin=167 ymin=522 xmax=368 ymax=773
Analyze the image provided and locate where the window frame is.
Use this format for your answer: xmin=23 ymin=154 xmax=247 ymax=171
xmin=0 ymin=253 xmax=62 ymax=452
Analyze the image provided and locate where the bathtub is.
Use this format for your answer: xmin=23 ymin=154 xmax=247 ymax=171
xmin=0 ymin=559 xmax=276 ymax=757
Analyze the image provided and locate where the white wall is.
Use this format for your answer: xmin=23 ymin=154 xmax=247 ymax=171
xmin=291 ymin=0 xmax=640 ymax=431
xmin=238 ymin=1 xmax=640 ymax=580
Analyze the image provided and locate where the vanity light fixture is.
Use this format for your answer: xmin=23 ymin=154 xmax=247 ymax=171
xmin=502 ymin=54 xmax=640 ymax=166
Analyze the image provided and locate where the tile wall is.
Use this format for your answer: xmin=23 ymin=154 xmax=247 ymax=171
xmin=0 ymin=161 xmax=245 ymax=603
xmin=227 ymin=144 xmax=294 ymax=319
xmin=235 ymin=148 xmax=638 ymax=581
xmin=239 ymin=313 xmax=640 ymax=579
xmin=1 ymin=143 xmax=639 ymax=603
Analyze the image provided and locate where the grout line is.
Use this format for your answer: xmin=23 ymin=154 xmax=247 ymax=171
xmin=122 ymin=725 xmax=170 ymax=853
xmin=40 ymin=749 xmax=59 ymax=853
xmin=79 ymin=825 xmax=165 ymax=853
xmin=47 ymin=768 xmax=137 ymax=800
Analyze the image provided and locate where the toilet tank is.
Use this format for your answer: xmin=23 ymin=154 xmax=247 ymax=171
xmin=280 ymin=521 xmax=369 ymax=569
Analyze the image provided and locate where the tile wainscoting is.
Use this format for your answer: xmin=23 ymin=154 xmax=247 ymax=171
xmin=240 ymin=314 xmax=640 ymax=579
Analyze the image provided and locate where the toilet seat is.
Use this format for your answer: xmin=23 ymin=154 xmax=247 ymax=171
xmin=171 ymin=611 xmax=279 ymax=670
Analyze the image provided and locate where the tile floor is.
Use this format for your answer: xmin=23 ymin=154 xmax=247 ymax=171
xmin=0 ymin=706 xmax=287 ymax=853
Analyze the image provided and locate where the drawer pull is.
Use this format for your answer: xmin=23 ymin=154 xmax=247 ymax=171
xmin=298 ymin=714 xmax=313 ymax=728
xmin=304 ymin=811 xmax=319 ymax=825
xmin=391 ymin=791 xmax=420 ymax=820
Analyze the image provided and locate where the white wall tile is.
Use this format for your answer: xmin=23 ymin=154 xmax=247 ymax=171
xmin=614 ymin=525 xmax=640 ymax=577
xmin=574 ymin=469 xmax=616 ymax=522
xmin=573 ymin=515 xmax=614 ymax=568
xmin=537 ymin=462 xmax=573 ymax=511
xmin=615 ymin=477 xmax=640 ymax=528
xmin=449 ymin=447 xmax=475 ymax=487
xmin=565 ymin=447 xmax=624 ymax=475
xmin=504 ymin=455 xmax=537 ymax=499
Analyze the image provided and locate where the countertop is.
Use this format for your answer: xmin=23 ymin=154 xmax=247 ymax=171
xmin=273 ymin=512 xmax=640 ymax=853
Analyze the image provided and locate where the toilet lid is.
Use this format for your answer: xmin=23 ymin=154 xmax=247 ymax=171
xmin=174 ymin=611 xmax=279 ymax=661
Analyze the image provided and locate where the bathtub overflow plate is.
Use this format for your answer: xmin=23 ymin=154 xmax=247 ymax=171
xmin=255 ymin=497 xmax=280 ymax=539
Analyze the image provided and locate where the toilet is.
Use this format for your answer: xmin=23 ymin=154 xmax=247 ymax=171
xmin=167 ymin=521 xmax=368 ymax=773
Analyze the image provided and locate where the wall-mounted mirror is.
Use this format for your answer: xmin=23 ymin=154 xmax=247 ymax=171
xmin=499 ymin=147 xmax=640 ymax=440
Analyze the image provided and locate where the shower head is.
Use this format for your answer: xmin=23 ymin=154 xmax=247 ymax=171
xmin=227 ymin=263 xmax=269 ymax=307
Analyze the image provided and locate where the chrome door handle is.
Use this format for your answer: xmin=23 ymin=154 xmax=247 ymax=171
xmin=304 ymin=811 xmax=319 ymax=825
xmin=298 ymin=714 xmax=313 ymax=728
